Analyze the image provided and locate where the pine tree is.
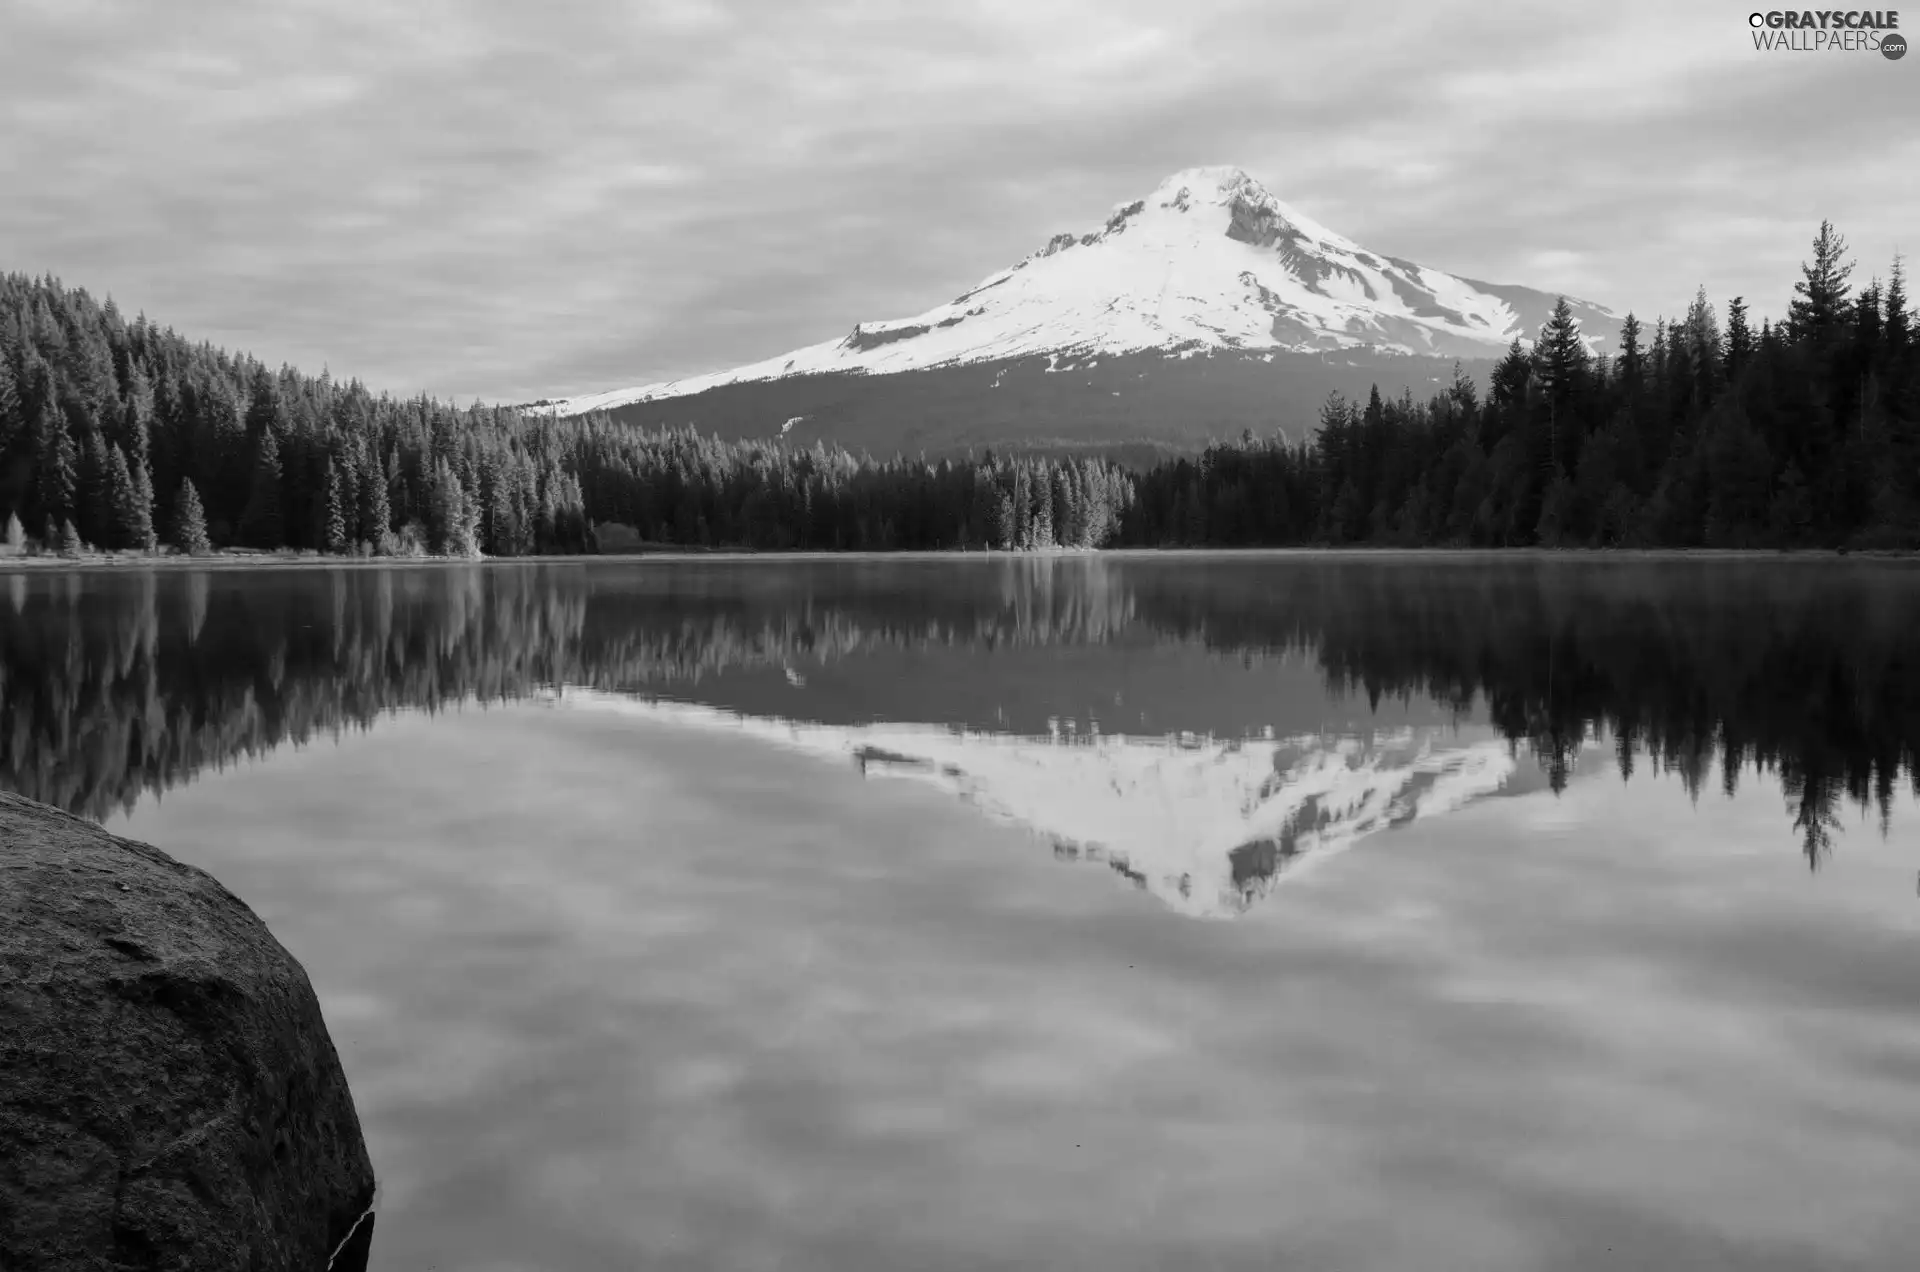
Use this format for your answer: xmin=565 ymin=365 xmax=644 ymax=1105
xmin=1011 ymin=465 xmax=1032 ymax=549
xmin=126 ymin=450 xmax=157 ymax=550
xmin=243 ymin=363 xmax=286 ymax=439
xmin=1030 ymin=472 xmax=1055 ymax=547
xmin=58 ymin=518 xmax=82 ymax=558
xmin=484 ymin=460 xmax=521 ymax=555
xmin=1880 ymin=254 xmax=1911 ymax=372
xmin=1052 ymin=466 xmax=1080 ymax=548
xmin=1535 ymin=298 xmax=1590 ymax=407
xmin=359 ymin=445 xmax=391 ymax=550
xmin=458 ymin=477 xmax=483 ymax=557
xmin=427 ymin=459 xmax=480 ymax=557
xmin=322 ymin=458 xmax=349 ymax=554
xmin=535 ymin=479 xmax=558 ymax=553
xmin=1683 ymin=286 xmax=1723 ymax=403
xmin=1485 ymin=339 xmax=1533 ymax=451
xmin=991 ymin=482 xmax=1014 ymax=550
xmin=76 ymin=430 xmax=113 ymax=548
xmin=105 ymin=443 xmax=138 ymax=551
xmin=335 ymin=445 xmax=362 ymax=545
xmin=1787 ymin=220 xmax=1854 ymax=344
xmin=1616 ymin=313 xmax=1644 ymax=389
xmin=1725 ymin=297 xmax=1754 ymax=377
xmin=238 ymin=429 xmax=284 ymax=548
xmin=33 ymin=399 xmax=77 ymax=526
xmin=563 ymin=472 xmax=589 ymax=551
xmin=121 ymin=357 xmax=154 ymax=448
xmin=172 ymin=478 xmax=211 ymax=555
xmin=1854 ymin=279 xmax=1884 ymax=363
xmin=3 ymin=512 xmax=23 ymax=553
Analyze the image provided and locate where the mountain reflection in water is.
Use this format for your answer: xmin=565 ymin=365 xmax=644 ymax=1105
xmin=555 ymin=691 xmax=1518 ymax=918
xmin=1 ymin=553 xmax=1915 ymax=882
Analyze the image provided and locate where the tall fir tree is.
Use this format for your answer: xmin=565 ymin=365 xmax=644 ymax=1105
xmin=126 ymin=450 xmax=157 ymax=550
xmin=243 ymin=363 xmax=286 ymax=440
xmin=1683 ymin=286 xmax=1723 ymax=405
xmin=1883 ymin=254 xmax=1911 ymax=355
xmin=1535 ymin=297 xmax=1590 ymax=407
xmin=1616 ymin=313 xmax=1644 ymax=390
xmin=358 ymin=444 xmax=391 ymax=550
xmin=106 ymin=443 xmax=155 ymax=551
xmin=321 ymin=457 xmax=349 ymax=553
xmin=238 ymin=428 xmax=284 ymax=548
xmin=103 ymin=443 xmax=137 ymax=550
xmin=1787 ymin=220 xmax=1854 ymax=345
xmin=76 ymin=430 xmax=113 ymax=548
xmin=121 ymin=357 xmax=154 ymax=451
xmin=1725 ymin=297 xmax=1753 ymax=378
xmin=33 ymin=398 xmax=76 ymax=526
xmin=427 ymin=459 xmax=481 ymax=557
xmin=172 ymin=478 xmax=211 ymax=555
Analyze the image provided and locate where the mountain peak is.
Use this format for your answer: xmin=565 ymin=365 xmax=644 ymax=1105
xmin=1154 ymin=164 xmax=1263 ymax=197
xmin=1131 ymin=164 xmax=1360 ymax=255
xmin=534 ymin=165 xmax=1618 ymax=420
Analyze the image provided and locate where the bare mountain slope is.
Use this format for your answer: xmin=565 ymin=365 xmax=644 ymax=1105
xmin=533 ymin=166 xmax=1616 ymax=456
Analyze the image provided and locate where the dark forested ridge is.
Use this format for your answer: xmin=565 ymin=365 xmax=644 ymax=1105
xmin=1 ymin=557 xmax=1913 ymax=871
xmin=0 ymin=220 xmax=1914 ymax=556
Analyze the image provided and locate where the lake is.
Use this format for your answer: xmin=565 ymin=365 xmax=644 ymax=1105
xmin=5 ymin=554 xmax=1919 ymax=1271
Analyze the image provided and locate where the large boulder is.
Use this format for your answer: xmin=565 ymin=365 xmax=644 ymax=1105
xmin=0 ymin=792 xmax=376 ymax=1271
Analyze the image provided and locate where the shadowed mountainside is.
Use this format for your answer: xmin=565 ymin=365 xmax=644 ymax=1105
xmin=583 ymin=349 xmax=1487 ymax=458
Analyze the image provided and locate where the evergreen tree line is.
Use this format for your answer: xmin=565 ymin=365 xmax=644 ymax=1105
xmin=1126 ymin=223 xmax=1919 ymax=549
xmin=0 ymin=272 xmax=1135 ymax=558
xmin=1 ymin=556 xmax=1911 ymax=869
xmin=1 ymin=220 xmax=1912 ymax=556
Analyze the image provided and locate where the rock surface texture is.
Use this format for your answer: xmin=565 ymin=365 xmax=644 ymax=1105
xmin=0 ymin=792 xmax=376 ymax=1271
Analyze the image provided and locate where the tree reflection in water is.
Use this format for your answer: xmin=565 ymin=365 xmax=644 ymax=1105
xmin=1 ymin=555 xmax=1913 ymax=875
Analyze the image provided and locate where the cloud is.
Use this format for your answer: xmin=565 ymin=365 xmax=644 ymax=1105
xmin=2 ymin=0 xmax=1912 ymax=405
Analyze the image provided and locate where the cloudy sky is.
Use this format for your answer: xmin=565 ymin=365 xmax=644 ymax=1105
xmin=4 ymin=0 xmax=1915 ymax=403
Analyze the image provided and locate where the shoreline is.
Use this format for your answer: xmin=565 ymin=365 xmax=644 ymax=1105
xmin=0 ymin=544 xmax=1916 ymax=571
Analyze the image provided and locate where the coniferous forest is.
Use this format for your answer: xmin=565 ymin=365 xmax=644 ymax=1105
xmin=1133 ymin=224 xmax=1918 ymax=551
xmin=1 ymin=221 xmax=1914 ymax=557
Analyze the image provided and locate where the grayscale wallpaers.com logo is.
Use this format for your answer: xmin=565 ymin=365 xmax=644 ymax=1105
xmin=1748 ymin=10 xmax=1905 ymax=56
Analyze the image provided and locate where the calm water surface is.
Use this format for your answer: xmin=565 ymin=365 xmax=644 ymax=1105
xmin=5 ymin=555 xmax=1919 ymax=1271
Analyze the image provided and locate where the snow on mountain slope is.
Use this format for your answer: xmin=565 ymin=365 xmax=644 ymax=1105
xmin=555 ymin=687 xmax=1518 ymax=920
xmin=533 ymin=165 xmax=1616 ymax=419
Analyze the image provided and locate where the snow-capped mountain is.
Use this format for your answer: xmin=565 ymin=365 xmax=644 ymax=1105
xmin=529 ymin=166 xmax=1618 ymax=455
xmin=556 ymin=688 xmax=1518 ymax=920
